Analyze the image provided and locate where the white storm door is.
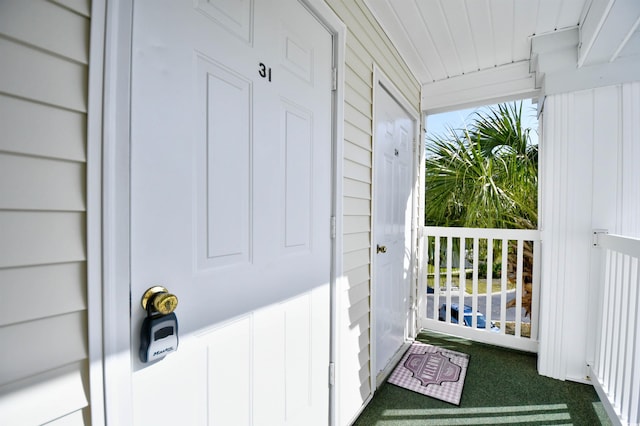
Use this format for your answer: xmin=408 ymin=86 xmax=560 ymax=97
xmin=129 ymin=0 xmax=333 ymax=424
xmin=373 ymin=83 xmax=415 ymax=379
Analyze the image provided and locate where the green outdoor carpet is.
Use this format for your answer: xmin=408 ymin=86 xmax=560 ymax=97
xmin=354 ymin=330 xmax=611 ymax=426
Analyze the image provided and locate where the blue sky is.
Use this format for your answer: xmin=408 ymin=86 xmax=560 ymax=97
xmin=425 ymin=98 xmax=539 ymax=146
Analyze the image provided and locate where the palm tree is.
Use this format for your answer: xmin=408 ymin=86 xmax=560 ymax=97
xmin=425 ymin=101 xmax=537 ymax=317
xmin=425 ymin=102 xmax=537 ymax=229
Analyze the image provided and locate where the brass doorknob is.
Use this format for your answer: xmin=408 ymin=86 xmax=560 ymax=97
xmin=376 ymin=244 xmax=387 ymax=254
xmin=141 ymin=286 xmax=178 ymax=315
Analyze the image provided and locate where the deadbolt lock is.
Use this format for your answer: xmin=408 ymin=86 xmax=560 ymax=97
xmin=141 ymin=286 xmax=178 ymax=315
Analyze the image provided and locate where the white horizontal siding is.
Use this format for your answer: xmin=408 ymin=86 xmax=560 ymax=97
xmin=0 ymin=154 xmax=86 ymax=211
xmin=0 ymin=262 xmax=86 ymax=327
xmin=345 ymin=121 xmax=372 ymax=150
xmin=0 ymin=38 xmax=87 ymax=112
xmin=343 ymin=197 xmax=370 ymax=216
xmin=0 ymin=211 xmax=85 ymax=268
xmin=44 ymin=409 xmax=87 ymax=426
xmin=326 ymin=1 xmax=420 ymax=422
xmin=0 ymin=362 xmax=88 ymax=426
xmin=344 ymin=159 xmax=371 ymax=184
xmin=0 ymin=0 xmax=91 ymax=424
xmin=0 ymin=0 xmax=89 ymax=64
xmin=539 ymin=81 xmax=640 ymax=383
xmin=51 ymin=0 xmax=91 ymax=17
xmin=0 ymin=311 xmax=87 ymax=386
xmin=344 ymin=141 xmax=372 ymax=167
xmin=0 ymin=95 xmax=86 ymax=161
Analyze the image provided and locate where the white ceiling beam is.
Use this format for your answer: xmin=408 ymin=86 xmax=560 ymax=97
xmin=532 ymin=26 xmax=640 ymax=95
xmin=421 ymin=61 xmax=540 ymax=114
xmin=545 ymin=55 xmax=640 ymax=94
xmin=578 ymin=0 xmax=640 ymax=66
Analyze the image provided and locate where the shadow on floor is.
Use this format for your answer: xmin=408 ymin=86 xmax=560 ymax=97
xmin=353 ymin=330 xmax=611 ymax=425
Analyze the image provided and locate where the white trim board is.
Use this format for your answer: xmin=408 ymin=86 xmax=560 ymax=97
xmin=421 ymin=61 xmax=540 ymax=114
xmin=87 ymin=0 xmax=107 ymax=424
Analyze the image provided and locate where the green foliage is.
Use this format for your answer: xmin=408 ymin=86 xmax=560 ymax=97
xmin=425 ymin=102 xmax=538 ymax=229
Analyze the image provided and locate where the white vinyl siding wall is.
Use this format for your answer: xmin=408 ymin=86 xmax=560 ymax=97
xmin=0 ymin=0 xmax=91 ymax=424
xmin=538 ymin=82 xmax=640 ymax=382
xmin=324 ymin=1 xmax=420 ymax=424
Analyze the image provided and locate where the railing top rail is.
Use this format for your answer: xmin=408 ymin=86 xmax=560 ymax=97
xmin=598 ymin=232 xmax=640 ymax=258
xmin=423 ymin=226 xmax=540 ymax=241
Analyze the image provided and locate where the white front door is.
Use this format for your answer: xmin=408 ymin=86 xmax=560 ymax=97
xmin=373 ymin=82 xmax=415 ymax=379
xmin=129 ymin=0 xmax=333 ymax=423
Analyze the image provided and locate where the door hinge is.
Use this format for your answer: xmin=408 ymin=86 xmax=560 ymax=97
xmin=330 ymin=216 xmax=336 ymax=239
xmin=329 ymin=362 xmax=335 ymax=386
xmin=331 ymin=67 xmax=337 ymax=91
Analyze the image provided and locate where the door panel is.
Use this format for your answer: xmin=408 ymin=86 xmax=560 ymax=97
xmin=130 ymin=0 xmax=333 ymax=423
xmin=373 ymin=84 xmax=415 ymax=378
xmin=197 ymin=56 xmax=251 ymax=267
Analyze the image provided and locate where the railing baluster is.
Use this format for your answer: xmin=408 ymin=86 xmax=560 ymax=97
xmin=459 ymin=237 xmax=466 ymax=327
xmin=434 ymin=236 xmax=441 ymax=321
xmin=486 ymin=238 xmax=493 ymax=329
xmin=615 ymin=255 xmax=631 ymax=411
xmin=621 ymin=257 xmax=638 ymax=421
xmin=630 ymin=260 xmax=640 ymax=424
xmin=604 ymin=251 xmax=617 ymax=389
xmin=419 ymin=234 xmax=428 ymax=326
xmin=530 ymin=240 xmax=541 ymax=341
xmin=515 ymin=239 xmax=524 ymax=338
xmin=446 ymin=236 xmax=452 ymax=324
xmin=500 ymin=239 xmax=508 ymax=335
xmin=609 ymin=252 xmax=624 ymax=398
xmin=598 ymin=249 xmax=614 ymax=384
xmin=472 ymin=237 xmax=479 ymax=329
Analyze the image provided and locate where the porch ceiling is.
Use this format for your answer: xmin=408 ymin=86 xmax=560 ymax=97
xmin=365 ymin=0 xmax=640 ymax=113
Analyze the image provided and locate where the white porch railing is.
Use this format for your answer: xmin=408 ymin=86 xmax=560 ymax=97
xmin=591 ymin=232 xmax=640 ymax=426
xmin=418 ymin=226 xmax=541 ymax=353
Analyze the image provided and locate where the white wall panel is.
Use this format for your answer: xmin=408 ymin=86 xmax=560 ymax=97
xmin=194 ymin=0 xmax=421 ymax=422
xmin=539 ymin=81 xmax=640 ymax=382
xmin=0 ymin=1 xmax=91 ymax=423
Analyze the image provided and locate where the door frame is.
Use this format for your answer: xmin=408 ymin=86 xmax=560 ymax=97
xmin=96 ymin=0 xmax=345 ymax=423
xmin=370 ymin=65 xmax=421 ymax=388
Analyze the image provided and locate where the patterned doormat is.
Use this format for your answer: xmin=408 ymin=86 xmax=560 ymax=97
xmin=387 ymin=342 xmax=470 ymax=405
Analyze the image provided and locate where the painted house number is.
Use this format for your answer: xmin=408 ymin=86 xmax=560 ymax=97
xmin=258 ymin=62 xmax=272 ymax=82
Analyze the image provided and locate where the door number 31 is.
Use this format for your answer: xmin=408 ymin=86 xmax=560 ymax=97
xmin=258 ymin=62 xmax=272 ymax=82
